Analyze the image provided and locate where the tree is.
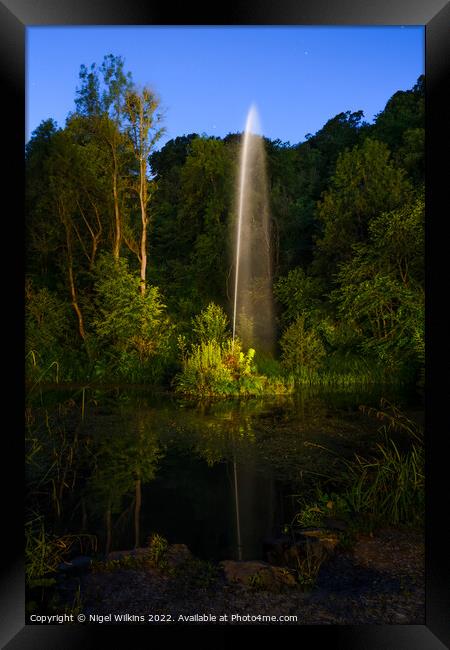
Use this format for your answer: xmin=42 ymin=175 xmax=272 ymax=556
xmin=150 ymin=136 xmax=234 ymax=318
xmin=123 ymin=87 xmax=164 ymax=294
xmin=74 ymin=54 xmax=134 ymax=260
xmin=332 ymin=193 xmax=424 ymax=369
xmin=313 ymin=138 xmax=412 ymax=281
xmin=370 ymin=75 xmax=424 ymax=152
xmin=26 ymin=119 xmax=63 ymax=287
xmin=92 ymin=254 xmax=173 ymax=382
xmin=280 ymin=315 xmax=326 ymax=377
xmin=88 ymin=415 xmax=162 ymax=551
xmin=304 ymin=110 xmax=367 ymax=184
xmin=274 ymin=267 xmax=324 ymax=328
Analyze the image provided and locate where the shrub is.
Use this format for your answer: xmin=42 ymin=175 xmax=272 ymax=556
xmin=176 ymin=303 xmax=294 ymax=397
xmin=25 ymin=281 xmax=78 ymax=382
xmin=192 ymin=302 xmax=229 ymax=345
xmin=92 ymin=254 xmax=174 ymax=382
xmin=280 ymin=315 xmax=326 ymax=379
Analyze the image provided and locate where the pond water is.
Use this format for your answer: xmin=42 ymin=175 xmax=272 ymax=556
xmin=26 ymin=384 xmax=422 ymax=563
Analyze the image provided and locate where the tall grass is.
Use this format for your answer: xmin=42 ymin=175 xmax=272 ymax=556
xmin=343 ymin=436 xmax=424 ymax=525
xmin=25 ymin=516 xmax=96 ymax=584
xmin=341 ymin=399 xmax=424 ymax=526
xmin=290 ymin=400 xmax=424 ymax=531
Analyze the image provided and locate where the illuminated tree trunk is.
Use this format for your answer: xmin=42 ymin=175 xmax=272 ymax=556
xmin=59 ymin=200 xmax=86 ymax=340
xmin=139 ymin=156 xmax=148 ymax=295
xmin=111 ymin=146 xmax=122 ymax=260
xmin=124 ymin=87 xmax=163 ymax=295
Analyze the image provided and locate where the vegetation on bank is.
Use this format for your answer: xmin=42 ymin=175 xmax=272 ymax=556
xmin=288 ymin=400 xmax=424 ymax=542
xmin=26 ymin=55 xmax=424 ymax=393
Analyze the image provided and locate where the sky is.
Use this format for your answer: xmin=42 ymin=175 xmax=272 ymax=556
xmin=26 ymin=26 xmax=424 ymax=149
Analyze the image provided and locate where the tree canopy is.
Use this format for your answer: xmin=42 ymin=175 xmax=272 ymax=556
xmin=26 ymin=61 xmax=424 ymax=388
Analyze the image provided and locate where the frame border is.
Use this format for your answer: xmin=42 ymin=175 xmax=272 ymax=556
xmin=3 ymin=0 xmax=449 ymax=647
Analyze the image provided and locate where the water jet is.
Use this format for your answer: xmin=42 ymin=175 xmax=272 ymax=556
xmin=232 ymin=105 xmax=275 ymax=355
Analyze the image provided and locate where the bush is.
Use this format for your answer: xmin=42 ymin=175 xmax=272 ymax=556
xmin=280 ymin=315 xmax=326 ymax=379
xmin=192 ymin=302 xmax=229 ymax=345
xmin=91 ymin=254 xmax=174 ymax=383
xmin=25 ymin=281 xmax=79 ymax=382
xmin=176 ymin=302 xmax=295 ymax=397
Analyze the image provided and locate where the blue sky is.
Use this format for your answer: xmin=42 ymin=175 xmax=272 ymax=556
xmin=26 ymin=26 xmax=424 ymax=149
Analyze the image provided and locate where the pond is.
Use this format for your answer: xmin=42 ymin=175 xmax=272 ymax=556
xmin=25 ymin=384 xmax=422 ymax=564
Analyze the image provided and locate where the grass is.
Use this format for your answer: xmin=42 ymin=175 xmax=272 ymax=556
xmin=25 ymin=516 xmax=96 ymax=615
xmin=288 ymin=400 xmax=424 ymax=538
xmin=341 ymin=401 xmax=424 ymax=526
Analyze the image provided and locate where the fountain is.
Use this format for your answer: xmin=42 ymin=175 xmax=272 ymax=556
xmin=232 ymin=105 xmax=275 ymax=355
xmin=231 ymin=105 xmax=275 ymax=560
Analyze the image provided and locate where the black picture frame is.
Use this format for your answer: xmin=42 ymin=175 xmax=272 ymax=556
xmin=3 ymin=0 xmax=449 ymax=647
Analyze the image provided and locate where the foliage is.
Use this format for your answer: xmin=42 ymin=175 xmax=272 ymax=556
xmin=291 ymin=489 xmax=351 ymax=528
xmin=26 ymin=63 xmax=424 ymax=390
xmin=290 ymin=401 xmax=424 ymax=531
xmin=314 ymin=137 xmax=412 ymax=278
xmin=147 ymin=533 xmax=169 ymax=568
xmin=294 ymin=541 xmax=328 ymax=591
xmin=332 ymin=194 xmax=424 ymax=372
xmin=192 ymin=302 xmax=230 ymax=345
xmin=274 ymin=268 xmax=323 ymax=327
xmin=280 ymin=315 xmax=326 ymax=378
xmin=25 ymin=284 xmax=69 ymax=380
xmin=176 ymin=304 xmax=293 ymax=396
xmin=92 ymin=254 xmax=174 ymax=382
xmin=342 ymin=435 xmax=424 ymax=525
xmin=25 ymin=515 xmax=96 ymax=602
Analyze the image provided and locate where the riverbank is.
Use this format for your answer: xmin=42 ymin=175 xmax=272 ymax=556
xmin=69 ymin=526 xmax=423 ymax=625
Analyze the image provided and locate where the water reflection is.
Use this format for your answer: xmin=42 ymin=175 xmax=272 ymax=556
xmin=26 ymin=385 xmax=418 ymax=561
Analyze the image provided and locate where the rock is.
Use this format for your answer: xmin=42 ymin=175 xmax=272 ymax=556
xmin=264 ymin=530 xmax=339 ymax=569
xmin=165 ymin=544 xmax=192 ymax=568
xmin=220 ymin=560 xmax=296 ymax=591
xmin=300 ymin=529 xmax=340 ymax=554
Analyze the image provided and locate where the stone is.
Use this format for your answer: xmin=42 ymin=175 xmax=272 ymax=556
xmin=220 ymin=560 xmax=296 ymax=591
xmin=165 ymin=544 xmax=192 ymax=568
xmin=300 ymin=529 xmax=340 ymax=554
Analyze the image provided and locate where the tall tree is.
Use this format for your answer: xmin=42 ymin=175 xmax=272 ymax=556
xmin=74 ymin=55 xmax=134 ymax=260
xmin=123 ymin=87 xmax=164 ymax=294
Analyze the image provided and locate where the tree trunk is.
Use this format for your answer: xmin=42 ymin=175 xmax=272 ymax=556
xmin=60 ymin=203 xmax=86 ymax=340
xmin=81 ymin=497 xmax=87 ymax=531
xmin=105 ymin=504 xmax=112 ymax=555
xmin=111 ymin=147 xmax=121 ymax=260
xmin=139 ymin=158 xmax=148 ymax=295
xmin=134 ymin=478 xmax=141 ymax=548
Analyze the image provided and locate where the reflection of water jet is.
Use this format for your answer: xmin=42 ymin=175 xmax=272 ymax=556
xmin=232 ymin=105 xmax=275 ymax=354
xmin=232 ymin=453 xmax=243 ymax=560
